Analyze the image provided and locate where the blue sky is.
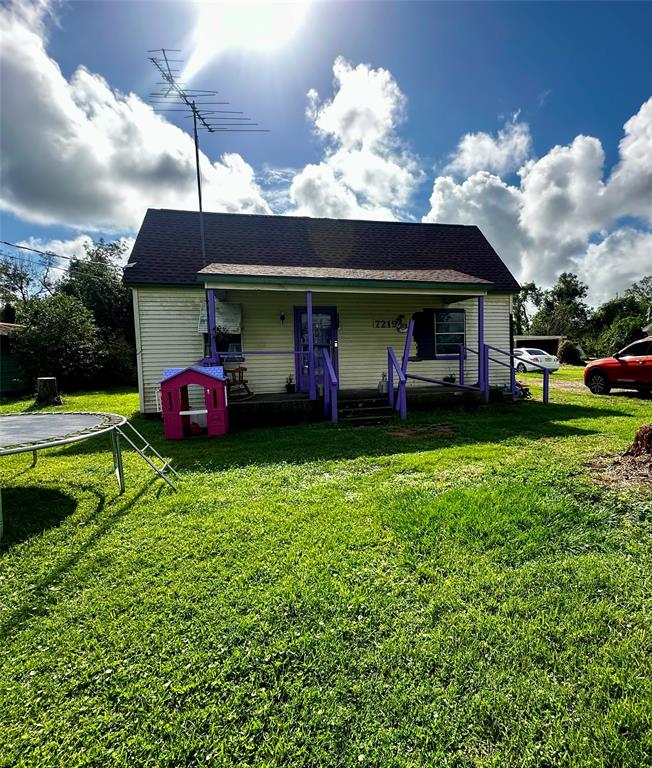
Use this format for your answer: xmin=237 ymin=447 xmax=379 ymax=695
xmin=1 ymin=1 xmax=651 ymax=304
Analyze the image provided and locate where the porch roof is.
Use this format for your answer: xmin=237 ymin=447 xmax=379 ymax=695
xmin=198 ymin=262 xmax=493 ymax=287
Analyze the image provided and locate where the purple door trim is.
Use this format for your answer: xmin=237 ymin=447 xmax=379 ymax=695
xmin=293 ymin=305 xmax=338 ymax=393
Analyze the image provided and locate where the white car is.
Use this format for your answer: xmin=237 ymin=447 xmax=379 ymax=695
xmin=513 ymin=347 xmax=560 ymax=373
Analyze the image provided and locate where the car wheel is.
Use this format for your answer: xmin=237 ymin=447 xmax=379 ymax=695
xmin=587 ymin=371 xmax=611 ymax=395
xmin=636 ymin=386 xmax=651 ymax=398
xmin=516 ymin=362 xmax=526 ymax=373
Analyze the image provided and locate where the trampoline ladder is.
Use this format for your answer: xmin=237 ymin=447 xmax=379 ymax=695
xmin=114 ymin=422 xmax=179 ymax=491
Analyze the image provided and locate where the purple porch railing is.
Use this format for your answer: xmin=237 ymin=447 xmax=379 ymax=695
xmin=323 ymin=348 xmax=338 ymax=423
xmin=387 ymin=347 xmax=407 ymax=420
xmin=483 ymin=343 xmax=550 ymax=404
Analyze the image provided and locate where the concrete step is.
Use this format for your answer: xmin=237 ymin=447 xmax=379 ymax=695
xmin=339 ymin=413 xmax=394 ymax=427
xmin=339 ymin=404 xmax=394 ymax=418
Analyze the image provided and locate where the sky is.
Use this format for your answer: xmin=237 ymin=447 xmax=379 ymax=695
xmin=1 ymin=0 xmax=651 ymax=306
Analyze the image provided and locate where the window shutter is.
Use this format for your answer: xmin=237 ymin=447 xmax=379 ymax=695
xmin=412 ymin=310 xmax=436 ymax=360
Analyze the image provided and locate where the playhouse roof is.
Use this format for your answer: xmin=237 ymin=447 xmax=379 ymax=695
xmin=161 ymin=365 xmax=227 ymax=383
xmin=124 ymin=209 xmax=520 ymax=292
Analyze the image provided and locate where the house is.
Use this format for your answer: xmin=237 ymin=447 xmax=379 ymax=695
xmin=123 ymin=209 xmax=521 ymax=422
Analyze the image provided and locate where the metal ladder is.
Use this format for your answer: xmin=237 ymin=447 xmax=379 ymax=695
xmin=112 ymin=421 xmax=179 ymax=492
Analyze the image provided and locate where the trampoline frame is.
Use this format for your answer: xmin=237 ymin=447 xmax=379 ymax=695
xmin=0 ymin=412 xmax=177 ymax=541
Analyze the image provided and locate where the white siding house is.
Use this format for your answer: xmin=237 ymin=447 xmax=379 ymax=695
xmin=125 ymin=209 xmax=520 ymax=419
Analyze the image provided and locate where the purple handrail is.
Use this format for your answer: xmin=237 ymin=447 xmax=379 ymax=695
xmin=387 ymin=347 xmax=407 ymax=420
xmin=484 ymin=343 xmax=550 ymax=404
xmin=323 ymin=348 xmax=338 ymax=423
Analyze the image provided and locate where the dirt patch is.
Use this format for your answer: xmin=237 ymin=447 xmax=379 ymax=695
xmin=385 ymin=423 xmax=456 ymax=439
xmin=587 ymin=453 xmax=652 ymax=488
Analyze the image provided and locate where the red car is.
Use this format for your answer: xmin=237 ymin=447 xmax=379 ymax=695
xmin=584 ymin=336 xmax=652 ymax=395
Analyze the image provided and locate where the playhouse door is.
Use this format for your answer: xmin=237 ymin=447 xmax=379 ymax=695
xmin=294 ymin=306 xmax=338 ymax=392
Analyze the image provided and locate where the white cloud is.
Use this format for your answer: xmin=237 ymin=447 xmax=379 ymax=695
xmin=424 ymin=172 xmax=528 ymax=279
xmin=574 ymin=228 xmax=652 ymax=306
xmin=289 ymin=57 xmax=422 ymax=220
xmin=445 ymin=119 xmax=533 ymax=177
xmin=424 ymin=97 xmax=652 ymax=302
xmin=18 ymin=234 xmax=136 ymax=266
xmin=0 ymin=2 xmax=270 ymax=234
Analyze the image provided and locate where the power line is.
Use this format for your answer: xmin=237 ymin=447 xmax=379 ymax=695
xmin=1 ymin=240 xmax=126 ymax=266
xmin=1 ymin=251 xmax=127 ymax=292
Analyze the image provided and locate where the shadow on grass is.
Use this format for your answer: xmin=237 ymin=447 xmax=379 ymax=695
xmin=52 ymin=398 xmax=629 ymax=472
xmin=1 ymin=487 xmax=77 ymax=549
xmin=0 ymin=477 xmax=157 ymax=640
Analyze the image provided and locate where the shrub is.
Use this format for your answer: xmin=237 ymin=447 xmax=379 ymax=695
xmin=557 ymin=339 xmax=584 ymax=365
xmin=14 ymin=294 xmax=104 ymax=390
xmin=595 ymin=316 xmax=645 ymax=357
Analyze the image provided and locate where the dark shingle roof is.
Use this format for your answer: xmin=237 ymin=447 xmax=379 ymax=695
xmin=123 ymin=209 xmax=520 ymax=291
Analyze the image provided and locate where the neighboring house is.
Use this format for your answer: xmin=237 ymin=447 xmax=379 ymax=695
xmin=124 ymin=209 xmax=520 ymax=418
xmin=514 ymin=335 xmax=565 ymax=356
xmin=0 ymin=322 xmax=26 ymax=396
xmin=514 ymin=334 xmax=587 ymax=358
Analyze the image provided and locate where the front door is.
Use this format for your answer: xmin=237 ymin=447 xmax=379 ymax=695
xmin=294 ymin=306 xmax=338 ymax=392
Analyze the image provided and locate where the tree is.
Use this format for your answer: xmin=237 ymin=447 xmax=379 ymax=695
xmin=596 ymin=316 xmax=646 ymax=356
xmin=511 ymin=281 xmax=541 ymax=335
xmin=582 ymin=275 xmax=651 ymax=356
xmin=529 ymin=273 xmax=591 ymax=337
xmin=58 ymin=238 xmax=136 ymax=384
xmin=13 ymin=294 xmax=104 ymax=389
xmin=0 ymin=252 xmax=55 ymax=304
xmin=625 ymin=275 xmax=652 ymax=320
xmin=59 ymin=239 xmax=133 ymax=340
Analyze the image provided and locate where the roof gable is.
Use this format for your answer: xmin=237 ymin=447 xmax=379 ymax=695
xmin=124 ymin=209 xmax=520 ymax=292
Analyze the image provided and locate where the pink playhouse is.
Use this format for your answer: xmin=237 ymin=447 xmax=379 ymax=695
xmin=160 ymin=365 xmax=228 ymax=440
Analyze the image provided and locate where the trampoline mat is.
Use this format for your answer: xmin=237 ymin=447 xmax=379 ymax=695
xmin=0 ymin=412 xmax=125 ymax=454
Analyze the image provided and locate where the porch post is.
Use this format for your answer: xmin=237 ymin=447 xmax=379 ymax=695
xmin=306 ymin=290 xmax=316 ymax=400
xmin=206 ymin=288 xmax=218 ymax=362
xmin=477 ymin=295 xmax=485 ymax=391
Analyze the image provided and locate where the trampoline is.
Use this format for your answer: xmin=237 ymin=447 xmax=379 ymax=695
xmin=0 ymin=412 xmax=177 ymax=540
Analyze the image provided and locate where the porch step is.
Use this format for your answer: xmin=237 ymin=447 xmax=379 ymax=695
xmin=338 ymin=402 xmax=395 ymax=426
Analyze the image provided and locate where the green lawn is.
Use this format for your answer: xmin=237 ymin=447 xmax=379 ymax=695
xmin=1 ymin=371 xmax=650 ymax=767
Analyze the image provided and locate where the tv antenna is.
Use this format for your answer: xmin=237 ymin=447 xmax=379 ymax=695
xmin=147 ymin=48 xmax=268 ymax=264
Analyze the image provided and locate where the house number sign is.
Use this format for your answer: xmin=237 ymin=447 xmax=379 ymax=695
xmin=373 ymin=316 xmax=409 ymax=330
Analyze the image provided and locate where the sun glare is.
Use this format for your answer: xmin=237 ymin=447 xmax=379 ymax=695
xmin=183 ymin=1 xmax=310 ymax=81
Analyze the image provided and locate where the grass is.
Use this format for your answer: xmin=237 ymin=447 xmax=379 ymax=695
xmin=0 ymin=371 xmax=650 ymax=767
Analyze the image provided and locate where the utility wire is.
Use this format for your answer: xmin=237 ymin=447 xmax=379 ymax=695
xmin=1 ymin=240 xmax=127 ymax=267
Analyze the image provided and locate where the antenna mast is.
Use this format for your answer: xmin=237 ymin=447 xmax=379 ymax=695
xmin=147 ymin=48 xmax=268 ymax=265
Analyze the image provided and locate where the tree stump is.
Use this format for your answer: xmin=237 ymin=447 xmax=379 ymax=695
xmin=625 ymin=424 xmax=652 ymax=457
xmin=35 ymin=377 xmax=62 ymax=406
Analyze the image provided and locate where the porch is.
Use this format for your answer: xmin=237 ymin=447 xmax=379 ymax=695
xmin=162 ymin=267 xmax=551 ymax=426
xmin=227 ymin=385 xmax=486 ymax=429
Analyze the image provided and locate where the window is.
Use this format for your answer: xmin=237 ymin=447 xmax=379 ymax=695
xmin=620 ymin=341 xmax=651 ymax=357
xmin=434 ymin=309 xmax=466 ymax=355
xmin=413 ymin=308 xmax=466 ymax=359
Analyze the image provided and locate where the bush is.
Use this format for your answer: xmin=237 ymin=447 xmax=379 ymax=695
xmin=557 ymin=339 xmax=584 ymax=365
xmin=100 ymin=330 xmax=138 ymax=386
xmin=595 ymin=316 xmax=645 ymax=357
xmin=14 ymin=294 xmax=104 ymax=390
